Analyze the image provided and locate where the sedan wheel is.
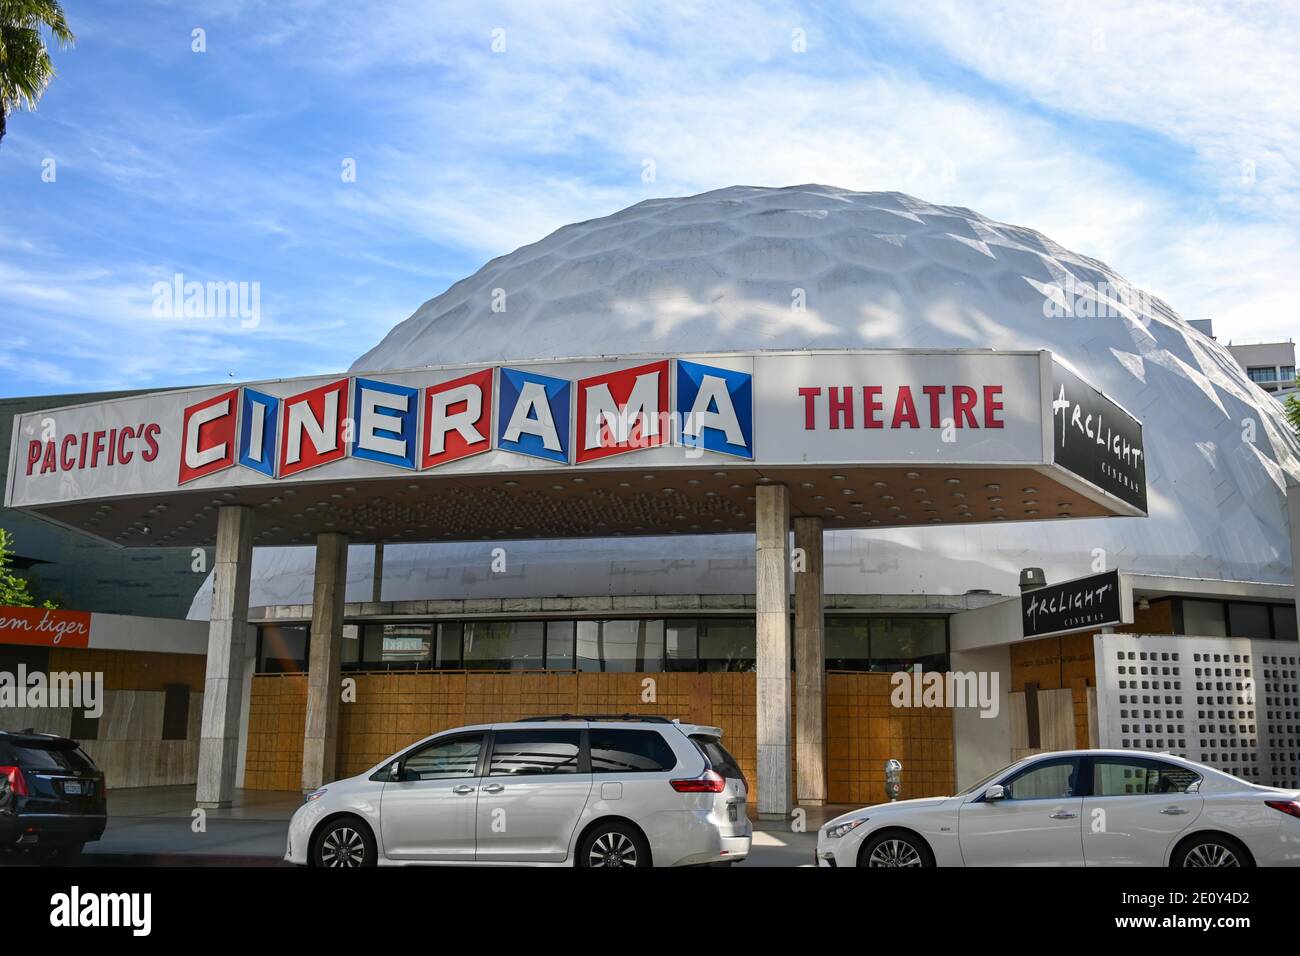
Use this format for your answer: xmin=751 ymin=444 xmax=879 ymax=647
xmin=859 ymin=830 xmax=934 ymax=868
xmin=314 ymin=820 xmax=375 ymax=868
xmin=1181 ymin=841 xmax=1242 ymax=868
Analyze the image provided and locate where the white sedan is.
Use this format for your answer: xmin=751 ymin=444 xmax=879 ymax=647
xmin=816 ymin=749 xmax=1300 ymax=867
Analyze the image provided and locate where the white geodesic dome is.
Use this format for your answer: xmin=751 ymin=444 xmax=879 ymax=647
xmin=190 ymin=185 xmax=1300 ymax=617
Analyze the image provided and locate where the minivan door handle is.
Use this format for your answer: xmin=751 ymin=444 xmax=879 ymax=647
xmin=452 ymin=785 xmax=475 ymax=795
xmin=482 ymin=783 xmax=505 ymax=794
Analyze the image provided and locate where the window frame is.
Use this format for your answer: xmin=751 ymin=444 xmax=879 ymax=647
xmin=979 ymin=755 xmax=1082 ymax=802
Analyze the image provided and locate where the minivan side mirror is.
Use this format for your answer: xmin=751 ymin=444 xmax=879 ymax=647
xmin=983 ymin=784 xmax=1008 ymax=801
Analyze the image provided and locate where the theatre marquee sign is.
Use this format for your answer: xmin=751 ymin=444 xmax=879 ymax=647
xmin=5 ymin=349 xmax=1146 ymax=543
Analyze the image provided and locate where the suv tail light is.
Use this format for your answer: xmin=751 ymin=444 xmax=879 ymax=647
xmin=0 ymin=766 xmax=28 ymax=798
xmin=670 ymin=769 xmax=726 ymax=793
xmin=1266 ymin=799 xmax=1300 ymax=819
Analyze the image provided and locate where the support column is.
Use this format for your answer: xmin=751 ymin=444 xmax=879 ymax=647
xmin=196 ymin=505 xmax=254 ymax=809
xmin=756 ymin=483 xmax=792 ymax=819
xmin=302 ymin=533 xmax=348 ymax=793
xmin=794 ymin=515 xmax=826 ymax=806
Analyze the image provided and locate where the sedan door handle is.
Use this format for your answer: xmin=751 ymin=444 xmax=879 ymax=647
xmin=482 ymin=784 xmax=505 ymax=794
xmin=1160 ymin=806 xmax=1189 ymax=815
xmin=452 ymin=785 xmax=475 ymax=795
xmin=1049 ymin=810 xmax=1077 ymax=819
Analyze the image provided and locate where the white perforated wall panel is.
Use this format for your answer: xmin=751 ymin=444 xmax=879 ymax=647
xmin=1094 ymin=633 xmax=1300 ymax=788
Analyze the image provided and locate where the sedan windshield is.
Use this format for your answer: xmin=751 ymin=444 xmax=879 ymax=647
xmin=955 ymin=761 xmax=1019 ymax=796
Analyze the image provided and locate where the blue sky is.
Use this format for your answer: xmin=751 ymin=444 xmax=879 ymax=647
xmin=1 ymin=0 xmax=1298 ymax=396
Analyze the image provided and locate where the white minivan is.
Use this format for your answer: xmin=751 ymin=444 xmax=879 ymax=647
xmin=286 ymin=715 xmax=751 ymax=867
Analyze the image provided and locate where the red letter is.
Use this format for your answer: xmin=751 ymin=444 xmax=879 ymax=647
xmin=891 ymin=386 xmax=920 ymax=429
xmin=983 ymin=385 xmax=1004 ymax=428
xmin=863 ymin=386 xmax=884 ymax=429
xmin=142 ymin=423 xmax=161 ymax=462
xmin=922 ymin=386 xmax=946 ymax=428
xmin=828 ymin=386 xmax=853 ymax=430
xmin=90 ymin=430 xmax=107 ymax=467
xmin=117 ymin=425 xmax=136 ymax=464
xmin=41 ymin=442 xmax=56 ymax=474
xmin=797 ymin=387 xmax=821 ymax=430
xmin=953 ymin=385 xmax=978 ymax=428
xmin=60 ymin=434 xmax=76 ymax=471
xmin=25 ymin=441 xmax=40 ymax=476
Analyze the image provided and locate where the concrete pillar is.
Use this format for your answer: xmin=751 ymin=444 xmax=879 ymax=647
xmin=755 ymin=483 xmax=792 ymax=819
xmin=794 ymin=515 xmax=826 ymax=806
xmin=196 ymin=505 xmax=254 ymax=808
xmin=302 ymin=533 xmax=348 ymax=793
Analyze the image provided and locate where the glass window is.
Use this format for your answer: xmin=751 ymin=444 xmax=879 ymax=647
xmin=1002 ymin=758 xmax=1079 ymax=800
xmin=826 ymin=617 xmax=871 ymax=670
xmin=1092 ymin=758 xmax=1199 ymax=796
xmin=361 ymin=623 xmax=433 ymax=664
xmin=1283 ymin=366 xmax=1297 ymax=381
xmin=489 ymin=730 xmax=581 ymax=776
xmin=546 ymin=621 xmax=576 ymax=669
xmin=1228 ymin=603 xmax=1272 ymax=640
xmin=1274 ymin=604 xmax=1298 ymax=642
xmin=589 ymin=729 xmax=678 ymax=773
xmin=341 ymin=624 xmax=361 ymax=664
xmin=664 ymin=620 xmax=698 ymax=671
xmin=463 ymin=621 xmax=544 ymax=670
xmin=258 ymin=624 xmax=308 ymax=673
xmin=691 ymin=735 xmax=744 ymax=781
xmin=575 ymin=620 xmax=603 ymax=671
xmin=1247 ymin=366 xmax=1278 ymax=383
xmin=597 ymin=620 xmax=667 ymax=672
xmin=434 ymin=622 xmax=462 ymax=667
xmin=870 ymin=618 xmax=947 ymax=673
xmin=1181 ymin=599 xmax=1227 ymax=636
xmin=699 ymin=618 xmax=756 ymax=672
xmin=402 ymin=734 xmax=482 ymax=780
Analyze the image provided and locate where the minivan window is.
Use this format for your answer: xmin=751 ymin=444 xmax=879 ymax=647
xmin=590 ymin=729 xmax=677 ymax=773
xmin=691 ymin=735 xmax=744 ymax=781
xmin=489 ymin=730 xmax=581 ymax=776
xmin=402 ymin=735 xmax=482 ymax=780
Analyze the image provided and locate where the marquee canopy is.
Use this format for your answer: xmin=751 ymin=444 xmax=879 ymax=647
xmin=5 ymin=348 xmax=1146 ymax=548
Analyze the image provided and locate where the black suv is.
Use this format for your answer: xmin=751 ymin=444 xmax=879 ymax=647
xmin=0 ymin=730 xmax=107 ymax=862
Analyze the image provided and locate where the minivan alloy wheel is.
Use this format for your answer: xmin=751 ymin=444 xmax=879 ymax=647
xmin=321 ymin=826 xmax=367 ymax=867
xmin=589 ymin=831 xmax=638 ymax=867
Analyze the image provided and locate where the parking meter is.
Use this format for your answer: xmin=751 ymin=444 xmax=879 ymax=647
xmin=884 ymin=758 xmax=903 ymax=801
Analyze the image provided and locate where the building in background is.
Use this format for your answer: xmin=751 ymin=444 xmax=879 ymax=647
xmin=1190 ymin=320 xmax=1298 ymax=397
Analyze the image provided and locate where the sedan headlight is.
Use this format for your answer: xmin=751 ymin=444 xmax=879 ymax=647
xmin=824 ymin=817 xmax=867 ymax=840
xmin=304 ymin=788 xmax=328 ymax=803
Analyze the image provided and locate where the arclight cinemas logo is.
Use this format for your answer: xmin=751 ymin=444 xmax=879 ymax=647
xmin=0 ymin=666 xmax=103 ymax=718
xmin=890 ymin=666 xmax=999 ymax=719
xmin=50 ymin=886 xmax=151 ymax=936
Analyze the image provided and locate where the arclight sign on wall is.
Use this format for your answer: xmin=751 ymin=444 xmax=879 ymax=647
xmin=5 ymin=350 xmax=1146 ymax=544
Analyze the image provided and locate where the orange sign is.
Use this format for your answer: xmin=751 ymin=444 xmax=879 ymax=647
xmin=0 ymin=606 xmax=91 ymax=648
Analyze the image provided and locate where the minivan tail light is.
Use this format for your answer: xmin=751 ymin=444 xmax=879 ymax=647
xmin=671 ymin=769 xmax=726 ymax=793
xmin=0 ymin=766 xmax=28 ymax=797
xmin=1266 ymin=799 xmax=1300 ymax=819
